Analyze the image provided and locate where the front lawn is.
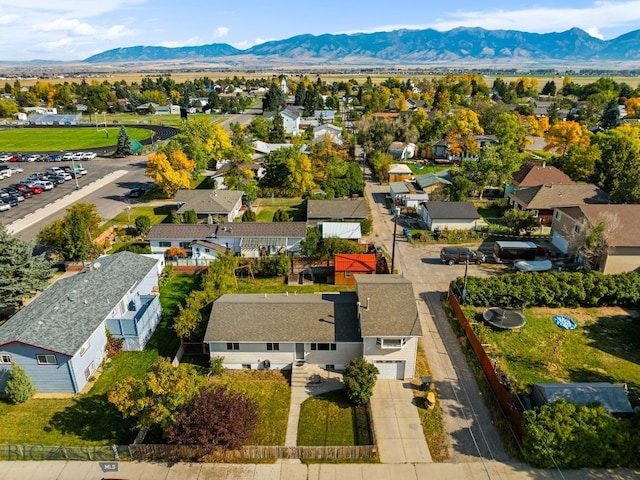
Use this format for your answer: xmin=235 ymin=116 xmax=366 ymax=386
xmin=253 ymin=197 xmax=306 ymax=222
xmin=465 ymin=306 xmax=640 ymax=393
xmin=109 ymin=204 xmax=173 ymax=227
xmin=209 ymin=370 xmax=291 ymax=445
xmin=297 ymin=390 xmax=372 ymax=446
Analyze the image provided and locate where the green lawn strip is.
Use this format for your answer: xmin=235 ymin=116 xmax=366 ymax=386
xmin=464 ymin=306 xmax=640 ymax=392
xmin=297 ymin=390 xmax=371 ymax=446
xmin=234 ymin=276 xmax=353 ymax=294
xmin=109 ymin=204 xmax=173 ymax=227
xmin=410 ymin=340 xmax=449 ymax=462
xmin=0 ymin=127 xmax=152 ymax=151
xmin=209 ymin=371 xmax=291 ymax=445
xmin=253 ymin=197 xmax=306 ymax=222
xmin=408 ymin=163 xmax=450 ymax=175
xmin=476 ymin=205 xmax=504 ymax=225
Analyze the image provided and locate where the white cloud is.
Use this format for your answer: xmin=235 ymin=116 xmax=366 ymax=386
xmin=36 ymin=37 xmax=73 ymax=52
xmin=213 ymin=26 xmax=229 ymax=38
xmin=0 ymin=14 xmax=19 ymax=24
xmin=585 ymin=27 xmax=605 ymax=40
xmin=102 ymin=24 xmax=133 ymax=40
xmin=32 ymin=18 xmax=95 ymax=35
xmin=232 ymin=37 xmax=273 ymax=50
xmin=158 ymin=37 xmax=201 ymax=48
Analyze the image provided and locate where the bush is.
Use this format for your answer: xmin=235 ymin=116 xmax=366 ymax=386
xmin=209 ymin=357 xmax=225 ymax=376
xmin=454 ymin=271 xmax=640 ymax=308
xmin=242 ymin=209 xmax=256 ymax=222
xmin=135 ymin=215 xmax=152 ymax=234
xmin=183 ymin=209 xmax=198 ymax=224
xmin=5 ymin=363 xmax=36 ymax=404
xmin=246 ymin=255 xmax=291 ymax=277
xmin=343 ymin=357 xmax=378 ymax=406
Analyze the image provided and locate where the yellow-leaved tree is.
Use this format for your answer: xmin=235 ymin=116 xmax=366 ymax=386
xmin=543 ymin=121 xmax=591 ymax=157
xmin=146 ymin=150 xmax=195 ymax=197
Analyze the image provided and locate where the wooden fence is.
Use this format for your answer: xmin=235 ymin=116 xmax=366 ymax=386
xmin=128 ymin=444 xmax=376 ymax=461
xmin=447 ymin=288 xmax=525 ymax=441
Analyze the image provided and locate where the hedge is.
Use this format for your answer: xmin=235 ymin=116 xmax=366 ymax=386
xmin=452 ymin=271 xmax=640 ymax=308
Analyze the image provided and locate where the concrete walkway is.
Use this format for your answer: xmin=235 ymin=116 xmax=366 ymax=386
xmin=370 ymin=380 xmax=432 ymax=463
xmin=6 ymin=170 xmax=130 ymax=235
xmin=284 ymin=364 xmax=344 ymax=446
xmin=0 ymin=460 xmax=638 ymax=480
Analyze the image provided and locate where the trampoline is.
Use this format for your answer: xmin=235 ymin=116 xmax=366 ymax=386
xmin=483 ymin=307 xmax=526 ymax=330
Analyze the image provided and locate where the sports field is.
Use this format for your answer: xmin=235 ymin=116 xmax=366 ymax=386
xmin=0 ymin=127 xmax=154 ymax=152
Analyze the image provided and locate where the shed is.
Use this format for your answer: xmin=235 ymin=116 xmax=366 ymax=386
xmin=334 ymin=254 xmax=376 ymax=285
xmin=418 ymin=201 xmax=479 ymax=231
xmin=531 ymin=383 xmax=634 ymax=416
xmin=320 ymin=222 xmax=362 ymax=241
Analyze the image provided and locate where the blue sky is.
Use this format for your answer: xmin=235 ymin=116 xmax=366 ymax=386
xmin=1 ymin=0 xmax=640 ymax=62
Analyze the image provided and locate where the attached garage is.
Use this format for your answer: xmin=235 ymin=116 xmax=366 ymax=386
xmin=374 ymin=360 xmax=405 ymax=380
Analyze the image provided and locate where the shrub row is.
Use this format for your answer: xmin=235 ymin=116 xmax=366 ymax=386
xmin=453 ymin=271 xmax=640 ymax=307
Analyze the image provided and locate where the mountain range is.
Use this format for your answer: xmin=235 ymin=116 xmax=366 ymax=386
xmin=83 ymin=27 xmax=640 ymax=66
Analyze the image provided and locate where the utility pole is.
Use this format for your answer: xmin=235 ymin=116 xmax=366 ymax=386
xmin=390 ymin=208 xmax=398 ymax=273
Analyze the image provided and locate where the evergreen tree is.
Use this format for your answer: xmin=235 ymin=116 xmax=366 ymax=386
xmin=272 ymin=209 xmax=290 ymax=222
xmin=0 ymin=224 xmax=54 ymax=309
xmin=183 ymin=209 xmax=198 ymax=224
xmin=294 ymin=82 xmax=306 ymax=106
xmin=5 ymin=363 xmax=36 ymax=404
xmin=114 ymin=125 xmax=132 ymax=156
xmin=242 ymin=209 xmax=256 ymax=222
xmin=262 ymin=83 xmax=284 ymax=111
xmin=269 ymin=112 xmax=286 ymax=143
xmin=60 ymin=207 xmax=99 ymax=262
xmin=134 ymin=215 xmax=152 ymax=235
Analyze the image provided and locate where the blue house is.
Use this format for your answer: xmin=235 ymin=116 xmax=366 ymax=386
xmin=0 ymin=252 xmax=164 ymax=394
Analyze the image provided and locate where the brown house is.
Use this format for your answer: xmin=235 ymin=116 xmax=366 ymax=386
xmin=550 ymin=204 xmax=640 ymax=274
xmin=334 ymin=254 xmax=376 ymax=285
xmin=507 ymin=183 xmax=609 ymax=227
xmin=510 ymin=162 xmax=575 ymax=190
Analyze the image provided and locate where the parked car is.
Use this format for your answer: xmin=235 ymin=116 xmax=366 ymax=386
xmin=440 ymin=247 xmax=486 ymax=265
xmin=20 ymin=183 xmax=43 ymax=194
xmin=47 ymin=154 xmax=62 ymax=162
xmin=10 ymin=185 xmax=32 ymax=198
xmin=10 ymin=166 xmax=24 ymax=173
xmin=0 ymin=193 xmax=18 ymax=206
xmin=2 ymin=187 xmax=25 ymax=201
xmin=51 ymin=175 xmax=66 ymax=185
xmin=33 ymin=180 xmax=54 ymax=190
xmin=0 ymin=200 xmax=10 ymax=211
xmin=128 ymin=187 xmax=147 ymax=198
xmin=75 ymin=166 xmax=88 ymax=176
xmin=25 ymin=154 xmax=41 ymax=162
xmin=62 ymin=152 xmax=75 ymax=161
xmin=81 ymin=151 xmax=97 ymax=160
xmin=0 ymin=154 xmax=12 ymax=162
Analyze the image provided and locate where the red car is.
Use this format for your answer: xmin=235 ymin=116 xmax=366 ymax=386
xmin=19 ymin=182 xmax=43 ymax=194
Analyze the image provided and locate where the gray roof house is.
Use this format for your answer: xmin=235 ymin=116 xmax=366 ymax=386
xmin=418 ymin=201 xmax=480 ymax=230
xmin=147 ymin=222 xmax=307 ymax=259
xmin=307 ymin=199 xmax=368 ymax=227
xmin=203 ymin=275 xmax=421 ymax=379
xmin=174 ymin=189 xmax=244 ymax=222
xmin=0 ymin=252 xmax=163 ymax=394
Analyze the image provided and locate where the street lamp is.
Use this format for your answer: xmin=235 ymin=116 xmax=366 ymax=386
xmin=70 ymin=156 xmax=81 ymax=190
xmin=462 ymin=258 xmax=469 ymax=304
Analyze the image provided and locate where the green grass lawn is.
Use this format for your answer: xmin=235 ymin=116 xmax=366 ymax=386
xmin=210 ymin=371 xmax=291 ymax=445
xmin=253 ymin=197 xmax=306 ymax=222
xmin=408 ymin=163 xmax=450 ymax=175
xmin=0 ymin=127 xmax=153 ymax=151
xmin=465 ymin=306 xmax=640 ymax=393
xmin=234 ymin=276 xmax=353 ymax=294
xmin=109 ymin=204 xmax=173 ymax=227
xmin=297 ymin=390 xmax=372 ymax=446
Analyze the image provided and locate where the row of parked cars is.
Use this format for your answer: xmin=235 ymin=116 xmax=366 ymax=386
xmin=0 ymin=164 xmax=88 ymax=212
xmin=0 ymin=151 xmax=97 ymax=163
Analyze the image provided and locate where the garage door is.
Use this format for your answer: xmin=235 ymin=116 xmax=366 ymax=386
xmin=374 ymin=361 xmax=405 ymax=380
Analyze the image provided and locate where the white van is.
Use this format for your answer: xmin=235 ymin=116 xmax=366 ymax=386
xmin=34 ymin=180 xmax=54 ymax=190
xmin=46 ymin=167 xmax=64 ymax=177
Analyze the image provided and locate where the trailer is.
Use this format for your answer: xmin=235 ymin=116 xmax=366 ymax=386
xmin=493 ymin=241 xmax=537 ymax=263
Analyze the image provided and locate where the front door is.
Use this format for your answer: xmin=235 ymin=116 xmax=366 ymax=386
xmin=295 ymin=343 xmax=305 ymax=361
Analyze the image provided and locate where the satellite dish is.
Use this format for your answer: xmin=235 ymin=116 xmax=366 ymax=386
xmin=93 ymin=262 xmax=101 ymax=270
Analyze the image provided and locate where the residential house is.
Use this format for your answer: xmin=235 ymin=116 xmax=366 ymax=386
xmin=147 ymin=222 xmax=307 ymax=258
xmin=419 ymin=201 xmax=480 ymax=230
xmin=203 ymin=275 xmax=421 ymax=379
xmin=507 ymin=162 xmax=575 ymax=196
xmin=313 ymin=110 xmax=338 ymax=123
xmin=415 ymin=171 xmax=452 ymax=200
xmin=174 ymin=189 xmax=244 ymax=223
xmin=313 ymin=124 xmax=343 ymax=145
xmin=147 ymin=224 xmax=216 ymax=255
xmin=211 ymin=162 xmax=266 ymax=190
xmin=389 ymin=181 xmax=413 ymax=205
xmin=213 ymin=222 xmax=307 ymax=257
xmin=307 ymin=199 xmax=368 ymax=227
xmin=432 ymin=134 xmax=498 ymax=163
xmin=320 ymin=222 xmax=362 ymax=242
xmin=550 ymin=204 xmax=640 ymax=273
xmin=334 ymin=254 xmax=376 ymax=285
xmin=507 ymin=184 xmax=609 ymax=227
xmin=388 ymin=142 xmax=417 ymax=160
xmin=388 ymin=163 xmax=414 ymax=183
xmin=264 ymin=106 xmax=302 ymax=135
xmin=0 ymin=252 xmax=163 ymax=394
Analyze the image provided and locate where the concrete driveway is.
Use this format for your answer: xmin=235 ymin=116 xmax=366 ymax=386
xmin=370 ymin=380 xmax=432 ymax=464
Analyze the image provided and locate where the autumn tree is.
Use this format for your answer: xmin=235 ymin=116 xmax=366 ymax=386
xmin=146 ymin=150 xmax=196 ymax=197
xmin=172 ymin=117 xmax=232 ymax=170
xmin=260 ymin=146 xmax=315 ymax=196
xmin=544 ymin=121 xmax=591 ymax=157
xmin=165 ymin=246 xmax=187 ymax=259
xmin=0 ymin=224 xmax=54 ymax=309
xmin=167 ymin=386 xmax=259 ymax=452
xmin=108 ymin=358 xmax=206 ymax=430
xmin=624 ymin=97 xmax=640 ymax=118
xmin=557 ymin=144 xmax=599 ymax=182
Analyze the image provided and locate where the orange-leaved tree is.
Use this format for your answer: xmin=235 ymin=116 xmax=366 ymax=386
xmin=146 ymin=150 xmax=195 ymax=197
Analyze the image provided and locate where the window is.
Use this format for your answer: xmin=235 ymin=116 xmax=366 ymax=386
xmin=311 ymin=343 xmax=336 ymax=351
xmin=159 ymin=241 xmax=171 ymax=248
xmin=326 ymin=364 xmax=335 ymax=371
xmin=574 ymin=225 xmax=582 ymax=234
xmin=554 ymin=210 xmax=561 ymax=221
xmin=266 ymin=343 xmax=280 ymax=351
xmin=242 ymin=364 xmax=252 ymax=370
xmin=531 ymin=209 xmax=539 ymax=218
xmin=344 ymin=271 xmax=351 ymax=278
xmin=179 ymin=242 xmax=190 ymax=249
xmin=376 ymin=338 xmax=406 ymax=349
xmin=36 ymin=354 xmax=57 ymax=365
xmin=0 ymin=354 xmax=11 ymax=364
xmin=226 ymin=342 xmax=239 ymax=351
xmin=79 ymin=340 xmax=91 ymax=357
xmin=84 ymin=361 xmax=96 ymax=380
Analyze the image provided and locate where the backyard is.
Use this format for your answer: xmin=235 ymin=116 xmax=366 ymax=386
xmin=464 ymin=305 xmax=640 ymax=395
xmin=253 ymin=197 xmax=306 ymax=222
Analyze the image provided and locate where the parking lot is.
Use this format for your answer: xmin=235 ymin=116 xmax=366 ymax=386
xmin=0 ymin=156 xmax=145 ymax=225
